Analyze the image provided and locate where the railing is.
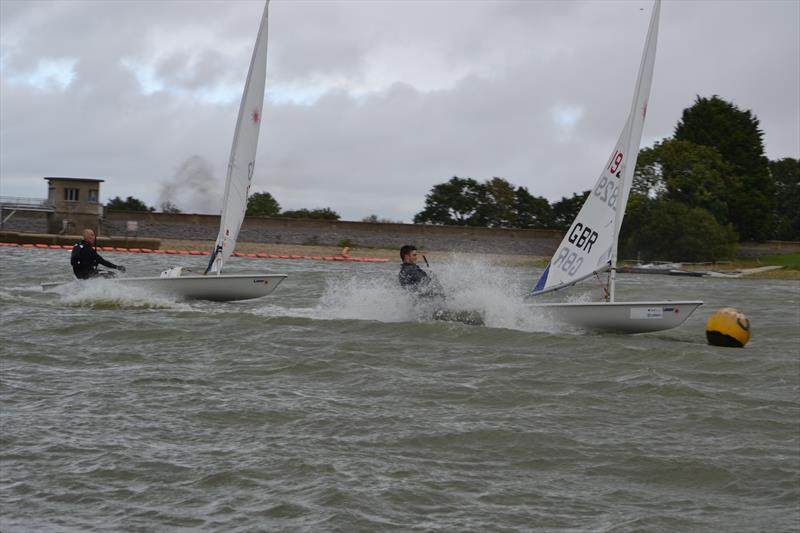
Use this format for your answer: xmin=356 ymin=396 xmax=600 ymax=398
xmin=0 ymin=197 xmax=55 ymax=211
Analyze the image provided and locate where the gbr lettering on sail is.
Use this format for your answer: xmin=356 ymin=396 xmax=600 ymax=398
xmin=552 ymin=149 xmax=624 ymax=278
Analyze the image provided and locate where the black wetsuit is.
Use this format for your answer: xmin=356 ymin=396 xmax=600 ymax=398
xmin=399 ymin=263 xmax=430 ymax=290
xmin=400 ymin=262 xmax=446 ymax=299
xmin=70 ymin=239 xmax=119 ymax=279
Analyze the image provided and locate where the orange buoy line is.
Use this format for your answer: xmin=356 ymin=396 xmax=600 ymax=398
xmin=0 ymin=242 xmax=388 ymax=263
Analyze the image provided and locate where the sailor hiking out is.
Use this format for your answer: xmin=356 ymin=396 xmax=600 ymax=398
xmin=70 ymin=228 xmax=126 ymax=280
xmin=399 ymin=244 xmax=442 ymax=298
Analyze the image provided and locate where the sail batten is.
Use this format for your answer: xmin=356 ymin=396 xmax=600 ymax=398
xmin=531 ymin=0 xmax=660 ymax=300
xmin=208 ymin=1 xmax=270 ymax=274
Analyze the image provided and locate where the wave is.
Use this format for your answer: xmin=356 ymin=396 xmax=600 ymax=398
xmin=252 ymin=256 xmax=568 ymax=333
xmin=53 ymin=279 xmax=191 ymax=310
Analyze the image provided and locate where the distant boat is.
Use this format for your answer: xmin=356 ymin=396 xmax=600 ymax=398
xmin=528 ymin=0 xmax=702 ymax=333
xmin=44 ymin=1 xmax=285 ymax=301
xmin=617 ymin=262 xmax=706 ymax=277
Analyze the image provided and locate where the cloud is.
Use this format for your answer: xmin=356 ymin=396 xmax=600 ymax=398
xmin=1 ymin=0 xmax=798 ymax=223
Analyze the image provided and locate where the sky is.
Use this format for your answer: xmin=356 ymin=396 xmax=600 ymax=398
xmin=1 ymin=0 xmax=798 ymax=223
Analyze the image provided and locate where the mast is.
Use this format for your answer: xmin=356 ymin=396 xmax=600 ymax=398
xmin=608 ymin=0 xmax=660 ymax=302
xmin=206 ymin=0 xmax=270 ymax=275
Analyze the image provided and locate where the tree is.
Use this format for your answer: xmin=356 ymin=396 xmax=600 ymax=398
xmin=675 ymin=95 xmax=768 ymax=177
xmin=414 ymin=177 xmax=483 ymax=225
xmin=634 ymin=139 xmax=731 ymax=223
xmin=280 ymin=208 xmax=340 ymax=220
xmin=770 ymin=158 xmax=800 ymax=241
xmin=472 ymin=177 xmax=517 ymax=227
xmin=630 ymin=144 xmax=665 ymax=198
xmin=514 ymin=186 xmax=554 ymax=229
xmin=673 ymin=95 xmax=773 ymax=241
xmin=106 ymin=196 xmax=154 ymax=212
xmin=622 ymin=199 xmax=737 ymax=262
xmin=551 ymin=191 xmax=590 ymax=230
xmin=246 ymin=191 xmax=281 ymax=216
xmin=415 ymin=176 xmax=557 ymax=229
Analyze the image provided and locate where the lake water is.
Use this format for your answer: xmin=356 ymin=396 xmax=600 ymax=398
xmin=1 ymin=247 xmax=798 ymax=532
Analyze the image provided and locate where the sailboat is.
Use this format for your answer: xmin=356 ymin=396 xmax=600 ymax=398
xmin=43 ymin=0 xmax=286 ymax=301
xmin=529 ymin=0 xmax=702 ymax=333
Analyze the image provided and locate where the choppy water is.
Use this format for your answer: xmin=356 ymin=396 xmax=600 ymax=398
xmin=1 ymin=247 xmax=798 ymax=532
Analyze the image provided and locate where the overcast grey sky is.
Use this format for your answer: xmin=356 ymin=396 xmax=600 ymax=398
xmin=1 ymin=0 xmax=798 ymax=222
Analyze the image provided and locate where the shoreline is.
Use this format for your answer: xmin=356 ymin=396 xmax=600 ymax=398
xmin=159 ymin=239 xmax=799 ymax=280
xmin=159 ymin=239 xmax=551 ymax=268
xmin=1 ymin=234 xmax=796 ymax=279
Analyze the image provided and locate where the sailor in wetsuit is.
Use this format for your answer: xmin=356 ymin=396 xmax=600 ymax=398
xmin=71 ymin=228 xmax=126 ymax=279
xmin=399 ymin=244 xmax=441 ymax=297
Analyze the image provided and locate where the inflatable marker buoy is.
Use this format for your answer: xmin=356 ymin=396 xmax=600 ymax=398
xmin=706 ymin=308 xmax=750 ymax=348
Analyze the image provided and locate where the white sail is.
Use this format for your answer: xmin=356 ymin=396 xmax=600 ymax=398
xmin=533 ymin=0 xmax=660 ymax=298
xmin=208 ymin=0 xmax=270 ymax=274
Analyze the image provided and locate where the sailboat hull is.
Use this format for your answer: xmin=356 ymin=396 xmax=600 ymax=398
xmin=530 ymin=300 xmax=703 ymax=333
xmin=42 ymin=274 xmax=287 ymax=302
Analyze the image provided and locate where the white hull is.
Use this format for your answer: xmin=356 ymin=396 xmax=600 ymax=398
xmin=42 ymin=274 xmax=287 ymax=302
xmin=530 ymin=300 xmax=703 ymax=333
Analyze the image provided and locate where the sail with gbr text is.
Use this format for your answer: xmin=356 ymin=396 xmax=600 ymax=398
xmin=532 ymin=125 xmax=629 ymax=295
xmin=533 ymin=0 xmax=660 ymax=297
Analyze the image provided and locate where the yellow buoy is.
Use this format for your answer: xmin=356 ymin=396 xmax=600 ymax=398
xmin=705 ymin=308 xmax=751 ymax=347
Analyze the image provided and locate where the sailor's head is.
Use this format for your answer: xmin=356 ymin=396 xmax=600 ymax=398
xmin=82 ymin=228 xmax=96 ymax=244
xmin=400 ymin=244 xmax=418 ymax=264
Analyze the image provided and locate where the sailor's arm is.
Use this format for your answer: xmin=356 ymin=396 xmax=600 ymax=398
xmin=92 ymin=249 xmax=125 ymax=271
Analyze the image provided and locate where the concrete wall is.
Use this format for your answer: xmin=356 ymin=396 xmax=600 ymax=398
xmin=0 ymin=211 xmax=48 ymax=233
xmin=2 ymin=210 xmax=106 ymax=237
xmin=102 ymin=211 xmax=564 ymax=255
xmin=6 ymin=209 xmax=796 ymax=257
xmin=0 ymin=230 xmax=160 ymax=249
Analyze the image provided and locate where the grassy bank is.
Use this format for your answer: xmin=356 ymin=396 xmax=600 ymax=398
xmin=684 ymin=253 xmax=800 ymax=280
xmin=734 ymin=252 xmax=800 ymax=268
xmin=730 ymin=253 xmax=800 ymax=280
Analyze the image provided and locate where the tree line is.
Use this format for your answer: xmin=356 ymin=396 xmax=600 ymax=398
xmin=413 ymin=95 xmax=798 ymax=261
xmin=105 ymin=193 xmax=343 ymax=221
xmin=412 ymin=176 xmax=586 ymax=230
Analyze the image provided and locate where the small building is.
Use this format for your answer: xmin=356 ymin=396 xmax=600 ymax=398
xmin=44 ymin=177 xmax=104 ymax=234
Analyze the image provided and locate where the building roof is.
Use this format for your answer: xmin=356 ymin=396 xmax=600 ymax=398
xmin=44 ymin=177 xmax=105 ymax=183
